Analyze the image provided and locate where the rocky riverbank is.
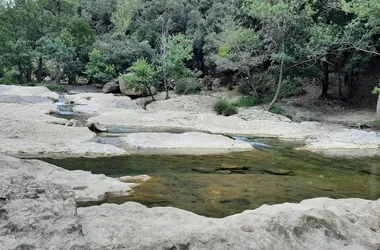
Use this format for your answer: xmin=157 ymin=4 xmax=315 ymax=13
xmin=1 ymin=155 xmax=379 ymax=250
xmin=1 ymin=85 xmax=379 ymax=158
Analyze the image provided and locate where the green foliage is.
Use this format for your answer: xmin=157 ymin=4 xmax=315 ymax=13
xmin=372 ymin=81 xmax=380 ymax=94
xmin=370 ymin=120 xmax=380 ymax=130
xmin=112 ymin=0 xmax=137 ymax=35
xmin=279 ymin=78 xmax=306 ymax=98
xmin=0 ymin=70 xmax=22 ymax=85
xmin=214 ymin=100 xmax=238 ymax=116
xmin=122 ymin=59 xmax=157 ymax=98
xmin=232 ymin=96 xmax=262 ymax=107
xmin=47 ymin=85 xmax=67 ymax=93
xmin=269 ymin=107 xmax=285 ymax=115
xmin=85 ymin=48 xmax=115 ymax=83
xmin=175 ymin=78 xmax=202 ymax=95
xmin=158 ymin=34 xmax=194 ymax=81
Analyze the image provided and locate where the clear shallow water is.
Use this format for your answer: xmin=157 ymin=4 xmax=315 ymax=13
xmin=41 ymin=138 xmax=380 ymax=218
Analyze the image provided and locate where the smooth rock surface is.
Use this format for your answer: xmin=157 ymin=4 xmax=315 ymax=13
xmin=0 ymin=155 xmax=135 ymax=202
xmin=79 ymin=198 xmax=380 ymax=250
xmin=121 ymin=132 xmax=254 ymax=154
xmin=102 ymin=77 xmax=121 ymax=93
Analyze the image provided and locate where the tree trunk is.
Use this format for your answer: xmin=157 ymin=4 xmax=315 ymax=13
xmin=55 ymin=63 xmax=61 ymax=84
xmin=26 ymin=63 xmax=32 ymax=82
xmin=377 ymin=93 xmax=380 ymax=118
xmin=18 ymin=63 xmax=23 ymax=81
xmin=37 ymin=57 xmax=43 ymax=82
xmin=268 ymin=56 xmax=285 ymax=110
xmin=337 ymin=60 xmax=342 ymax=97
xmin=321 ymin=61 xmax=329 ymax=98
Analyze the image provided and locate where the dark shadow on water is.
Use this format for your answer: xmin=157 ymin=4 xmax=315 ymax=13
xmin=40 ymin=138 xmax=380 ymax=218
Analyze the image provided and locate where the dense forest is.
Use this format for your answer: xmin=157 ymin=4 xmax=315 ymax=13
xmin=1 ymin=0 xmax=380 ymax=109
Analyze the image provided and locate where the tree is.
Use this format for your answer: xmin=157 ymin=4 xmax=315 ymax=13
xmin=37 ymin=37 xmax=77 ymax=84
xmin=122 ymin=59 xmax=157 ymax=100
xmin=372 ymin=83 xmax=380 ymax=118
xmin=205 ymin=17 xmax=263 ymax=97
xmin=245 ymin=0 xmax=321 ymax=109
xmin=111 ymin=0 xmax=137 ymax=36
xmin=85 ymin=48 xmax=115 ymax=84
xmin=157 ymin=33 xmax=194 ymax=99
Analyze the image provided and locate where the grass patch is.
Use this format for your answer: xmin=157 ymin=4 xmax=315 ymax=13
xmin=175 ymin=78 xmax=203 ymax=95
xmin=232 ymin=96 xmax=263 ymax=107
xmin=369 ymin=120 xmax=380 ymax=130
xmin=47 ymin=85 xmax=67 ymax=93
xmin=269 ymin=107 xmax=285 ymax=115
xmin=214 ymin=100 xmax=238 ymax=116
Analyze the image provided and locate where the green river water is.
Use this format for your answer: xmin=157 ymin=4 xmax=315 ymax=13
xmin=42 ymin=138 xmax=380 ymax=218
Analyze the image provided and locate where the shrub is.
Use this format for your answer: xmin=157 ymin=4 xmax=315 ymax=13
xmin=269 ymin=107 xmax=285 ymax=115
xmin=175 ymin=78 xmax=202 ymax=95
xmin=47 ymin=85 xmax=67 ymax=93
xmin=279 ymin=77 xmax=306 ymax=98
xmin=214 ymin=100 xmax=238 ymax=116
xmin=85 ymin=48 xmax=115 ymax=84
xmin=370 ymin=120 xmax=380 ymax=131
xmin=232 ymin=96 xmax=262 ymax=107
xmin=0 ymin=70 xmax=23 ymax=85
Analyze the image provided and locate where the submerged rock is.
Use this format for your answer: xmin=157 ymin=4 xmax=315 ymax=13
xmin=219 ymin=164 xmax=249 ymax=171
xmin=265 ymin=169 xmax=295 ymax=176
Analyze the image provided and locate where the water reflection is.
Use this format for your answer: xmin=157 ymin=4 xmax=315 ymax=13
xmin=41 ymin=138 xmax=380 ymax=218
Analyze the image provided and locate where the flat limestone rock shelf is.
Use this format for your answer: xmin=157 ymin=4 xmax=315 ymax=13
xmin=122 ymin=132 xmax=254 ymax=154
xmin=0 ymin=154 xmax=135 ymax=202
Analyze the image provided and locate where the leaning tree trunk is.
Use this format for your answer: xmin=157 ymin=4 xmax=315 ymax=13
xmin=376 ymin=93 xmax=380 ymax=118
xmin=268 ymin=56 xmax=285 ymax=110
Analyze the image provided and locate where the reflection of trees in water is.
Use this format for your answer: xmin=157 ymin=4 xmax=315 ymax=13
xmin=369 ymin=163 xmax=379 ymax=199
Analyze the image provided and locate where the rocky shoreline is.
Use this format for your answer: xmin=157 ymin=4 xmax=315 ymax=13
xmin=1 ymin=85 xmax=380 ymax=158
xmin=1 ymin=155 xmax=379 ymax=250
xmin=1 ymin=85 xmax=380 ymax=249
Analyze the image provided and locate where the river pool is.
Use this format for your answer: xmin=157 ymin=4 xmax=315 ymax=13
xmin=42 ymin=138 xmax=380 ymax=218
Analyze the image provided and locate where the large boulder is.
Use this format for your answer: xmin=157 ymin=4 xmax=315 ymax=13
xmin=102 ymin=77 xmax=121 ymax=94
xmin=0 ymin=176 xmax=89 ymax=250
xmin=119 ymin=76 xmax=157 ymax=97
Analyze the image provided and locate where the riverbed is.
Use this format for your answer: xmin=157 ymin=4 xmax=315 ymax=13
xmin=42 ymin=138 xmax=380 ymax=218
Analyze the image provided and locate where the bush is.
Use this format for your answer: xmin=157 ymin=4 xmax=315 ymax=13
xmin=269 ymin=107 xmax=285 ymax=115
xmin=279 ymin=77 xmax=306 ymax=98
xmin=0 ymin=70 xmax=23 ymax=85
xmin=214 ymin=100 xmax=238 ymax=116
xmin=47 ymin=85 xmax=67 ymax=93
xmin=175 ymin=78 xmax=203 ymax=95
xmin=232 ymin=96 xmax=263 ymax=107
xmin=370 ymin=120 xmax=380 ymax=131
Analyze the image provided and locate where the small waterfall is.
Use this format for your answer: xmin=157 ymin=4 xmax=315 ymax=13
xmin=233 ymin=136 xmax=271 ymax=149
xmin=56 ymin=93 xmax=73 ymax=115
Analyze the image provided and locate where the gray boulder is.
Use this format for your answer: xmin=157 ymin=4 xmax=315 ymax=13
xmin=119 ymin=75 xmax=157 ymax=97
xmin=102 ymin=77 xmax=121 ymax=94
xmin=0 ymin=176 xmax=89 ymax=250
